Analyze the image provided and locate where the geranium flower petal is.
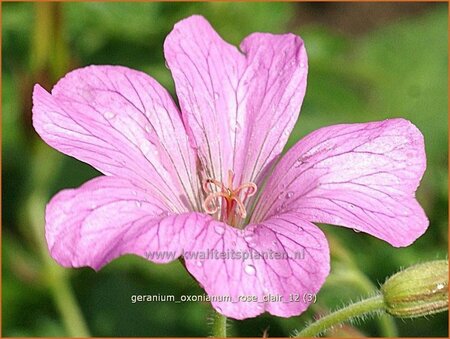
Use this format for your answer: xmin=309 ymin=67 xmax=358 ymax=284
xmin=46 ymin=176 xmax=203 ymax=270
xmin=183 ymin=212 xmax=329 ymax=319
xmin=252 ymin=119 xmax=428 ymax=247
xmin=164 ymin=15 xmax=307 ymax=188
xmin=33 ymin=65 xmax=200 ymax=212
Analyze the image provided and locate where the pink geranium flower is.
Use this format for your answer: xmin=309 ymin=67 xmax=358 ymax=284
xmin=32 ymin=15 xmax=428 ymax=320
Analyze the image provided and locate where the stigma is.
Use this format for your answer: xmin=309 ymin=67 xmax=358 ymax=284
xmin=202 ymin=170 xmax=257 ymax=226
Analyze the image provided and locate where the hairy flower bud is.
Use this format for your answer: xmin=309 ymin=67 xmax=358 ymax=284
xmin=381 ymin=260 xmax=448 ymax=318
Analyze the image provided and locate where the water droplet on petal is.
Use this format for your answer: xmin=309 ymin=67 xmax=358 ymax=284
xmin=285 ymin=191 xmax=294 ymax=199
xmin=216 ymin=306 xmax=223 ymax=313
xmin=276 ymin=206 xmax=282 ymax=213
xmin=164 ymin=61 xmax=170 ymax=69
xmin=214 ymin=224 xmax=225 ymax=235
xmin=244 ymin=264 xmax=256 ymax=275
xmin=353 ymin=228 xmax=361 ymax=233
xmin=271 ymin=240 xmax=277 ymax=246
xmin=135 ymin=201 xmax=142 ymax=208
xmin=214 ymin=92 xmax=220 ymax=100
xmin=276 ymin=203 xmax=286 ymax=213
xmin=294 ymin=158 xmax=303 ymax=168
xmin=278 ymin=192 xmax=285 ymax=200
xmin=145 ymin=124 xmax=152 ymax=133
xmin=235 ymin=122 xmax=241 ymax=133
xmin=244 ymin=234 xmax=253 ymax=242
xmin=196 ymin=260 xmax=203 ymax=267
xmin=103 ymin=111 xmax=115 ymax=119
xmin=231 ymin=241 xmax=236 ymax=246
xmin=140 ymin=142 xmax=151 ymax=157
xmin=131 ymin=191 xmax=137 ymax=196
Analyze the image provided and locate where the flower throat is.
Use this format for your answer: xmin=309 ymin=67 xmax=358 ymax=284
xmin=202 ymin=170 xmax=257 ymax=227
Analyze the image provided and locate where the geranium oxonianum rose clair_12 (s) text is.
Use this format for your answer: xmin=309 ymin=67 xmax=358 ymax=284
xmin=32 ymin=15 xmax=428 ymax=320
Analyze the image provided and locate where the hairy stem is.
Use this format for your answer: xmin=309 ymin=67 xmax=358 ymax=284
xmin=211 ymin=311 xmax=227 ymax=338
xmin=327 ymin=236 xmax=398 ymax=337
xmin=327 ymin=267 xmax=397 ymax=336
xmin=294 ymin=295 xmax=385 ymax=338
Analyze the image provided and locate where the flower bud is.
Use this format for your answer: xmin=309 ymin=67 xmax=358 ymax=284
xmin=381 ymin=260 xmax=448 ymax=318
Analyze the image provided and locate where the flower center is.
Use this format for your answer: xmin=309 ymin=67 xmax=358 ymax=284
xmin=202 ymin=170 xmax=257 ymax=227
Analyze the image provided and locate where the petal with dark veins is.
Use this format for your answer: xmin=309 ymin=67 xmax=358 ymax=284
xmin=33 ymin=66 xmax=201 ymax=213
xmin=184 ymin=212 xmax=329 ymax=319
xmin=46 ymin=176 xmax=202 ymax=270
xmin=164 ymin=15 xmax=307 ymax=191
xmin=252 ymin=119 xmax=428 ymax=247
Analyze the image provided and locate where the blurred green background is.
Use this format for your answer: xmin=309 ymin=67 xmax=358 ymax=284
xmin=2 ymin=2 xmax=448 ymax=337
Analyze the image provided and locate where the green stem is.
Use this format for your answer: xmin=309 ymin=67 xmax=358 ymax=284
xmin=25 ymin=144 xmax=91 ymax=337
xmin=25 ymin=3 xmax=86 ymax=336
xmin=31 ymin=2 xmax=70 ymax=81
xmin=28 ymin=191 xmax=91 ymax=337
xmin=47 ymin=258 xmax=90 ymax=337
xmin=211 ymin=311 xmax=227 ymax=338
xmin=294 ymin=295 xmax=385 ymax=338
xmin=327 ymin=236 xmax=398 ymax=337
xmin=31 ymin=2 xmax=53 ymax=73
xmin=327 ymin=268 xmax=397 ymax=337
xmin=349 ymin=273 xmax=397 ymax=337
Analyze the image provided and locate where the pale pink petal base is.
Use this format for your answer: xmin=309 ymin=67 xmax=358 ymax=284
xmin=253 ymin=119 xmax=428 ymax=247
